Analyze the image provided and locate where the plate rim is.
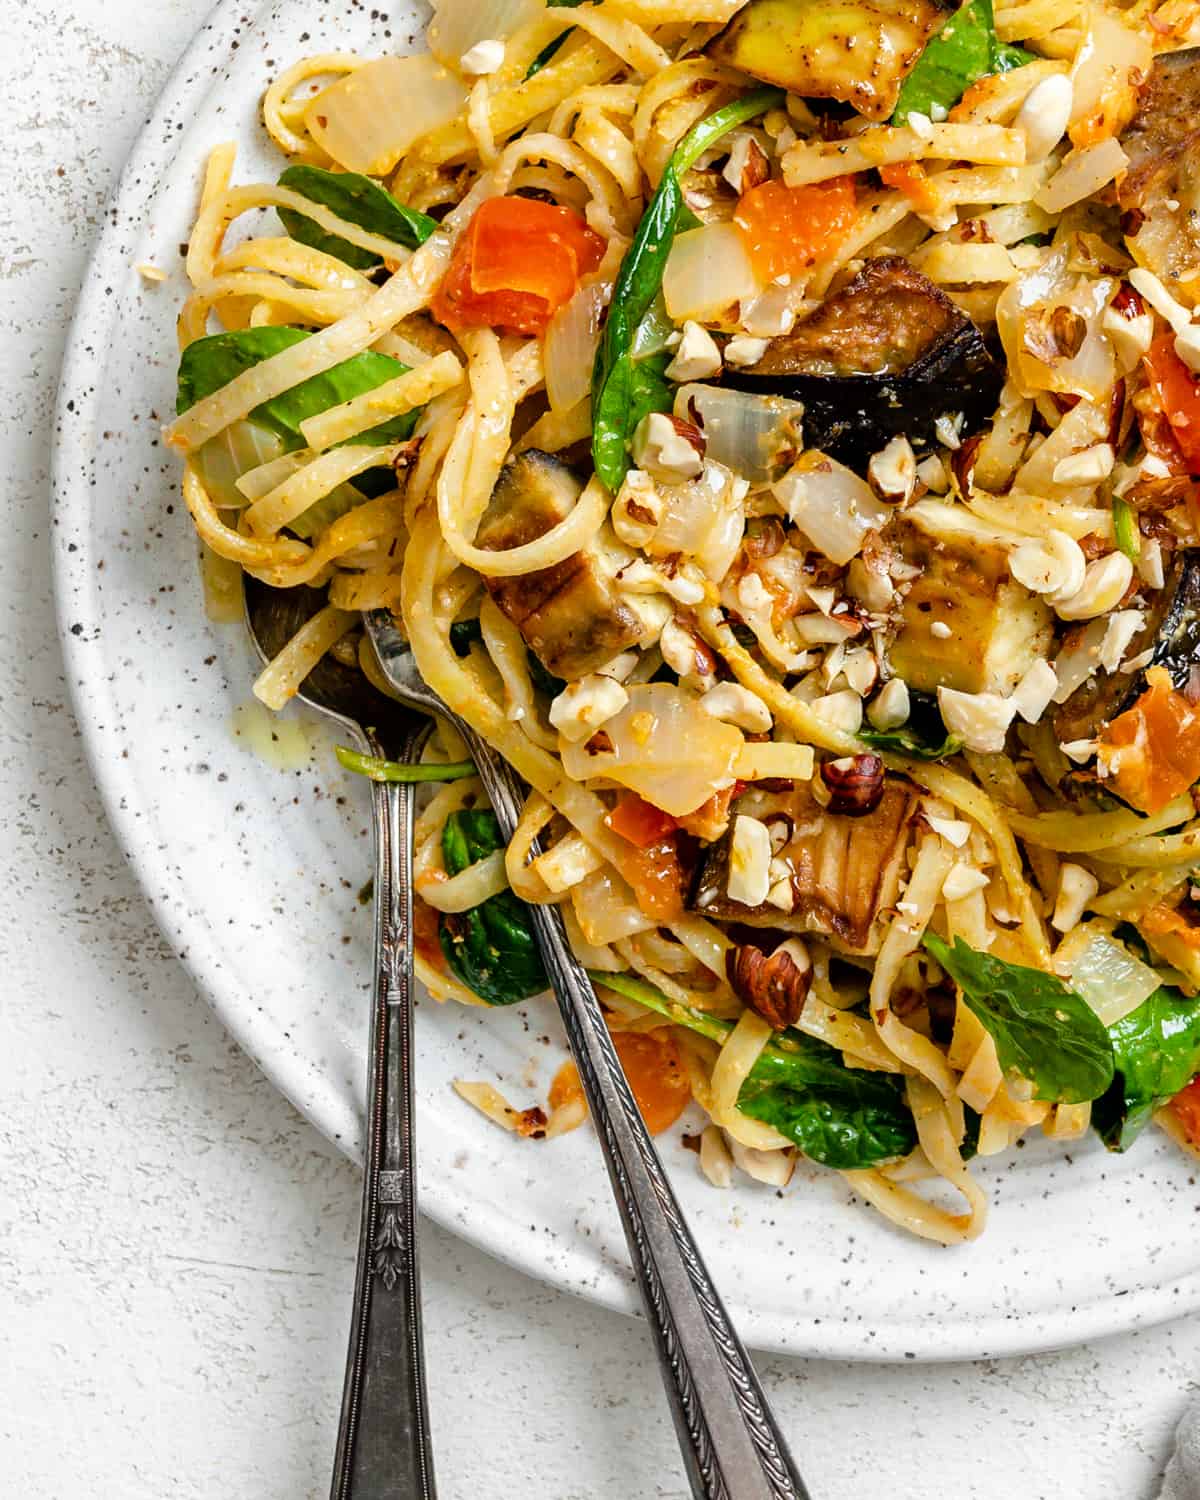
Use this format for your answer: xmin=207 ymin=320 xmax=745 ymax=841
xmin=50 ymin=0 xmax=1200 ymax=1363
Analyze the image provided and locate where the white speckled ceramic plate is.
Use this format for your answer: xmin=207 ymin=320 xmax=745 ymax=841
xmin=52 ymin=0 xmax=1200 ymax=1361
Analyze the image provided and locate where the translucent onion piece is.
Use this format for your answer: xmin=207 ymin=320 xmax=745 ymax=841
xmin=995 ymin=247 xmax=1116 ymax=402
xmin=663 ymin=222 xmax=761 ymax=324
xmin=648 ymin=463 xmax=745 ymax=582
xmin=570 ymin=868 xmax=658 ymax=946
xmin=1070 ymin=934 xmax=1161 ymax=1026
xmin=559 ymin=682 xmax=743 ymax=816
xmin=675 ymin=383 xmax=805 ymax=487
xmin=773 ymin=452 xmax=891 ymax=566
xmin=1035 ymin=139 xmax=1129 ymax=215
xmin=544 ymin=280 xmax=611 ymax=413
xmin=305 ymin=55 xmax=467 ymax=176
xmin=193 ymin=420 xmax=287 ymax=510
xmin=428 ymin=0 xmax=544 ymax=69
xmin=1069 ymin=10 xmax=1150 ymax=129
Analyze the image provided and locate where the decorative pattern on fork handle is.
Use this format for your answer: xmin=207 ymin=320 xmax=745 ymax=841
xmin=360 ymin=609 xmax=811 ymax=1499
xmin=330 ymin=724 xmax=438 ymax=1500
xmin=480 ymin=754 xmax=812 ymax=1500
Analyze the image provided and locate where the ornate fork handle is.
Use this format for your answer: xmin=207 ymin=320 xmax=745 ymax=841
xmin=476 ymin=752 xmax=812 ymax=1500
xmin=330 ymin=722 xmax=437 ymax=1500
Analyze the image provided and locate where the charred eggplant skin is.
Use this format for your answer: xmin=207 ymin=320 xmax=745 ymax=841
xmin=1118 ymin=48 xmax=1200 ymax=212
xmin=690 ymin=780 xmax=917 ymax=951
xmin=722 ymin=257 xmax=1002 ymax=472
xmin=708 ymin=0 xmax=950 ymax=122
xmin=1053 ymin=552 xmax=1200 ymax=743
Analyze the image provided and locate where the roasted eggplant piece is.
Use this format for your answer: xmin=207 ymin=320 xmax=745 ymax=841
xmin=1053 ymin=550 xmax=1200 ymax=743
xmin=690 ymin=779 xmax=919 ymax=952
xmin=708 ymin=0 xmax=949 ymax=121
xmin=1118 ymin=49 xmax=1200 ymax=296
xmin=475 ymin=450 xmax=662 ymax=680
xmin=889 ymin=501 xmax=1054 ymax=696
xmin=722 ymin=258 xmax=1002 ymax=472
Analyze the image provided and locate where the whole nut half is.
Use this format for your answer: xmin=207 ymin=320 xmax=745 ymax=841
xmin=725 ymin=941 xmax=813 ymax=1029
xmin=820 ymin=753 xmax=885 ymax=817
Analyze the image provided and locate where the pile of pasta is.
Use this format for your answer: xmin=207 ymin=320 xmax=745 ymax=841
xmin=168 ymin=0 xmax=1200 ymax=1242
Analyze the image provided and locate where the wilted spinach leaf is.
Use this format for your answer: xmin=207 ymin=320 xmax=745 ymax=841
xmin=1094 ymin=986 xmax=1200 ymax=1150
xmin=595 ymin=970 xmax=917 ymax=1169
xmin=923 ymin=933 xmax=1114 ymax=1104
xmin=278 ymin=164 xmax=437 ymax=270
xmin=439 ymin=809 xmax=547 ymax=1006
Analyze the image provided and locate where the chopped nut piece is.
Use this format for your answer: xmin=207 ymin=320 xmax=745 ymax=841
xmin=937 ymin=686 xmax=1016 ymax=753
xmin=701 ymin=681 xmax=773 ymax=732
xmin=725 ymin=334 xmax=771 ymax=366
xmin=1052 ymin=863 xmax=1099 ymax=933
xmin=728 ymin=814 xmax=772 ymax=907
xmin=666 ymin=320 xmax=723 ymax=382
xmin=867 ymin=434 xmax=917 ymax=505
xmin=631 ymin=412 xmax=705 ymax=480
xmin=868 ymin=678 xmax=910 ymax=730
xmin=549 ymin=675 xmax=630 ymax=744
xmin=1055 ymin=552 xmax=1134 ymax=621
xmin=1011 ymin=659 xmax=1057 ymax=724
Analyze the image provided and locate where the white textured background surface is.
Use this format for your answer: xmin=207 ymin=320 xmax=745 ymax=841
xmin=4 ymin=3 xmax=1200 ymax=1495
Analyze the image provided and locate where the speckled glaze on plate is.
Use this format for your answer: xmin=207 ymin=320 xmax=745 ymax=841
xmin=51 ymin=0 xmax=1200 ymax=1362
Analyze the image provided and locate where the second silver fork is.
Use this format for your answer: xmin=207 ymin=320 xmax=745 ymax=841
xmin=364 ymin=609 xmax=813 ymax=1500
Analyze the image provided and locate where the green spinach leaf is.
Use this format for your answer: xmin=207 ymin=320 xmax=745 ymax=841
xmin=439 ymin=809 xmax=548 ymax=1006
xmin=859 ymin=726 xmax=962 ymax=760
xmin=1093 ymin=986 xmax=1200 ymax=1150
xmin=590 ymin=86 xmax=783 ymax=491
xmin=594 ymin=970 xmax=917 ymax=1169
xmin=177 ymin=327 xmax=420 ymax=447
xmin=923 ymin=933 xmax=1115 ymax=1104
xmin=277 ymin=165 xmax=438 ymax=270
xmin=892 ymin=0 xmax=1035 ymax=125
xmin=178 ymin=327 xmax=420 ymax=534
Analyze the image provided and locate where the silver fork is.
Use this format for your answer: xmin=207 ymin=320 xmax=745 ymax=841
xmin=363 ymin=608 xmax=813 ymax=1500
xmin=244 ymin=581 xmax=438 ymax=1500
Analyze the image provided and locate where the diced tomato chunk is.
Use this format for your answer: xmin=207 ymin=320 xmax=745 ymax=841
xmin=1143 ymin=334 xmax=1200 ymax=475
xmin=1170 ymin=1076 xmax=1200 ymax=1145
xmin=606 ymin=792 xmax=679 ymax=849
xmin=622 ymin=834 xmax=689 ymax=923
xmin=611 ymin=1030 xmax=691 ymax=1135
xmin=733 ymin=176 xmax=857 ymax=283
xmin=432 ymin=195 xmax=605 ymax=336
xmin=879 ymin=162 xmax=938 ymax=216
xmin=1098 ymin=665 xmax=1200 ymax=814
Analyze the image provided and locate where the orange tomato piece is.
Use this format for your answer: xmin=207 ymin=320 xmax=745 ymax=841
xmin=413 ymin=894 xmax=446 ymax=974
xmin=733 ymin=176 xmax=857 ymax=283
xmin=622 ymin=835 xmax=688 ymax=923
xmin=548 ymin=1059 xmax=586 ymax=1115
xmin=606 ymin=792 xmax=679 ymax=850
xmin=1098 ymin=666 xmax=1200 ymax=814
xmin=432 ymin=195 xmax=605 ymax=336
xmin=1144 ymin=334 xmax=1200 ymax=474
xmin=612 ymin=1030 xmax=692 ymax=1136
xmin=879 ymin=162 xmax=938 ymax=216
xmin=1170 ymin=1076 xmax=1200 ymax=1145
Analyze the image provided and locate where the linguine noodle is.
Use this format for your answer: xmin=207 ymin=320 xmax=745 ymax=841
xmin=169 ymin=0 xmax=1200 ymax=1243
